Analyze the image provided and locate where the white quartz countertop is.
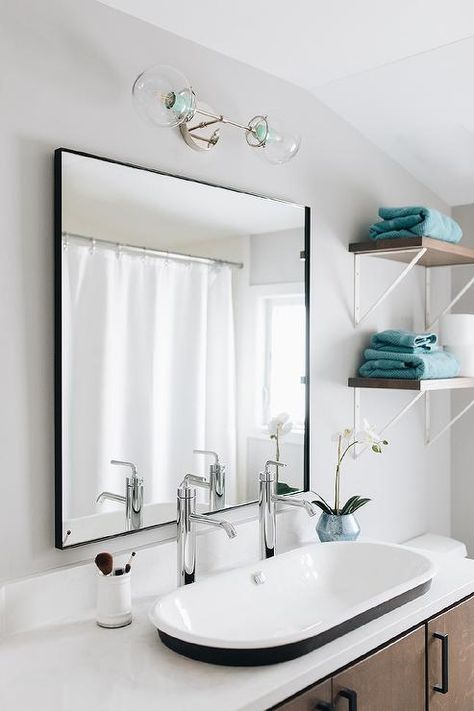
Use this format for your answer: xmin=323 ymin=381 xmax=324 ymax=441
xmin=2 ymin=555 xmax=474 ymax=711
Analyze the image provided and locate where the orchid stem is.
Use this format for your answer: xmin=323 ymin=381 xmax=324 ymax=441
xmin=335 ymin=435 xmax=342 ymax=513
xmin=334 ymin=438 xmax=360 ymax=513
xmin=338 ymin=440 xmax=359 ymax=465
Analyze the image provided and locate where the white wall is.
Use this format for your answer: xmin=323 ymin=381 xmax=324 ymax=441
xmin=450 ymin=204 xmax=474 ymax=555
xmin=0 ymin=0 xmax=452 ymax=583
xmin=250 ymin=229 xmax=304 ymax=285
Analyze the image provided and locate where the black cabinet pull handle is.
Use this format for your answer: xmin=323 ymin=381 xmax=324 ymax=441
xmin=338 ymin=688 xmax=358 ymax=710
xmin=315 ymin=703 xmax=334 ymax=711
xmin=433 ymin=632 xmax=449 ymax=694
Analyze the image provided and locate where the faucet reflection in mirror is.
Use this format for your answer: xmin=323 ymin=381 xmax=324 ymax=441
xmin=191 ymin=449 xmax=226 ymax=510
xmin=131 ymin=64 xmax=301 ymax=164
xmin=96 ymin=460 xmax=144 ymax=531
xmin=56 ymin=149 xmax=309 ymax=547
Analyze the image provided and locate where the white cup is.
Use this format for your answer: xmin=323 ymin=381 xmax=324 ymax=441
xmin=96 ymin=572 xmax=132 ymax=628
xmin=439 ymin=314 xmax=474 ymax=346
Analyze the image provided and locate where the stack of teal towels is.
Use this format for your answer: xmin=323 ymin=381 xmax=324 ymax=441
xmin=369 ymin=206 xmax=462 ymax=244
xmin=359 ymin=330 xmax=460 ymax=380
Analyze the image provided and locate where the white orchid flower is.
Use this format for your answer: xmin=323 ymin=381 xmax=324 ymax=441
xmin=326 ymin=420 xmax=388 ymax=515
xmin=268 ymin=412 xmax=293 ymax=464
xmin=268 ymin=412 xmax=293 ymax=437
xmin=356 ymin=419 xmax=388 ymax=452
xmin=331 ymin=427 xmax=353 ymax=442
xmin=357 ymin=418 xmax=380 ymax=443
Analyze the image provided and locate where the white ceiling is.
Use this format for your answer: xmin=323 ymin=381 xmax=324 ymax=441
xmin=99 ymin=0 xmax=474 ymax=205
xmin=315 ymin=37 xmax=474 ymax=207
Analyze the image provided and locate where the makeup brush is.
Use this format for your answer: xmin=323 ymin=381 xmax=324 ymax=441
xmin=124 ymin=551 xmax=136 ymax=574
xmin=95 ymin=552 xmax=114 ymax=576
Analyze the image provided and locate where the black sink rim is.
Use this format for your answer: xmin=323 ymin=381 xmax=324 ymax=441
xmin=157 ymin=579 xmax=432 ymax=666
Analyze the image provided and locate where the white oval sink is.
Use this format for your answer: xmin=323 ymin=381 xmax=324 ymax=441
xmin=150 ymin=541 xmax=437 ymax=665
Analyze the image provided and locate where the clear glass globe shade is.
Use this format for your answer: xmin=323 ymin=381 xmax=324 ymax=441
xmin=132 ymin=64 xmax=195 ymax=128
xmin=261 ymin=120 xmax=301 ymax=165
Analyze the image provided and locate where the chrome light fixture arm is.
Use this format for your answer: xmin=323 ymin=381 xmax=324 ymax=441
xmin=182 ymin=108 xmax=270 ymax=150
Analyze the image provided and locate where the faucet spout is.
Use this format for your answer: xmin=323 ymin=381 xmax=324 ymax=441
xmin=272 ymin=495 xmax=318 ymax=517
xmin=189 ymin=512 xmax=237 ymax=539
xmin=96 ymin=491 xmax=126 ymax=505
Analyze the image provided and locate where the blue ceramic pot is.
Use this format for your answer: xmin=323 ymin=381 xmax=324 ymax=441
xmin=316 ymin=512 xmax=360 ymax=542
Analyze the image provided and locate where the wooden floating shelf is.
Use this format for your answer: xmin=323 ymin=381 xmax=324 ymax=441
xmin=349 ymin=236 xmax=474 ymax=267
xmin=348 ymin=377 xmax=474 ymax=392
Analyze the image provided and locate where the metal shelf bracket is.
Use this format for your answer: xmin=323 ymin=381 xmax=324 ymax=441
xmin=354 ymin=386 xmax=474 ymax=456
xmin=425 ymin=267 xmax=474 ymax=330
xmin=425 ymin=390 xmax=474 ymax=445
xmin=354 ymin=248 xmax=427 ymax=326
xmin=352 ymin=387 xmax=424 ymax=458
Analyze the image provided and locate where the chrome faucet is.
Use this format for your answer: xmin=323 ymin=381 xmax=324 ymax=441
xmin=97 ymin=460 xmax=144 ymax=531
xmin=189 ymin=449 xmax=226 ymax=511
xmin=177 ymin=480 xmax=237 ymax=586
xmin=259 ymin=459 xmax=318 ymax=559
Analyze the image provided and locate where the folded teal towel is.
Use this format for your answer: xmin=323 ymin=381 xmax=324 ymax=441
xmin=370 ymin=330 xmax=437 ymax=353
xmin=359 ymin=349 xmax=459 ymax=380
xmin=369 ymin=206 xmax=462 ymax=244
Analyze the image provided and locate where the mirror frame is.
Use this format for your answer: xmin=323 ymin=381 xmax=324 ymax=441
xmin=54 ymin=147 xmax=311 ymax=549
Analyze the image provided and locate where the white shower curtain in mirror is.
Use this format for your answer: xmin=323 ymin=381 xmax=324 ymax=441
xmin=63 ymin=237 xmax=236 ymax=519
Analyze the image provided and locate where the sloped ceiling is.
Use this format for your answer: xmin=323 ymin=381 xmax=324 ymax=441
xmin=98 ymin=0 xmax=474 ymax=205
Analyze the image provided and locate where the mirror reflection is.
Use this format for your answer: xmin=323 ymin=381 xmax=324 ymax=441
xmin=56 ymin=150 xmax=309 ymax=547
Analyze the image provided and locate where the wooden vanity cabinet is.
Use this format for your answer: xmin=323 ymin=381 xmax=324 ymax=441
xmin=427 ymin=595 xmax=474 ymax=710
xmin=275 ymin=595 xmax=474 ymax=711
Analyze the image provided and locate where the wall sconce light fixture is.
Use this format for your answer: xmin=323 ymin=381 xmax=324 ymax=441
xmin=132 ymin=64 xmax=301 ymax=165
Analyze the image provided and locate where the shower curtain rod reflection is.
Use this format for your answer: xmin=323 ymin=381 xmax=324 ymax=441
xmin=62 ymin=231 xmax=244 ymax=269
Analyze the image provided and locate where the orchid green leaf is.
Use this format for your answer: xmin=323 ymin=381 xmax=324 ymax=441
xmin=312 ymin=500 xmax=334 ymax=515
xmin=340 ymin=495 xmax=360 ymax=515
xmin=348 ymin=497 xmax=371 ymax=513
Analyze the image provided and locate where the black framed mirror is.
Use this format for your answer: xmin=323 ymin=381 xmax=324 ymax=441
xmin=54 ymin=148 xmax=310 ymax=548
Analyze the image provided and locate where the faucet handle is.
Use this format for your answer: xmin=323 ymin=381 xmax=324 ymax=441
xmin=111 ymin=459 xmax=141 ymax=481
xmin=193 ymin=449 xmax=219 ymax=464
xmin=183 ymin=473 xmax=211 ymax=489
xmin=260 ymin=459 xmax=287 ymax=483
xmin=178 ymin=479 xmax=197 ymax=499
xmin=111 ymin=459 xmax=137 ymax=475
xmin=264 ymin=459 xmax=287 ymax=473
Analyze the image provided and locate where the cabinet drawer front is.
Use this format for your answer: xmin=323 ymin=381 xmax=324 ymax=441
xmin=332 ymin=627 xmax=425 ymax=711
xmin=276 ymin=680 xmax=332 ymax=710
xmin=428 ymin=596 xmax=474 ymax=710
